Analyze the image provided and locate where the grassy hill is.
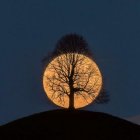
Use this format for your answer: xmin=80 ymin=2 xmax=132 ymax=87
xmin=1 ymin=110 xmax=140 ymax=140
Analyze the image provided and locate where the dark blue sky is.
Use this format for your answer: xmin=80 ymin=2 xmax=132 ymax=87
xmin=0 ymin=0 xmax=140 ymax=125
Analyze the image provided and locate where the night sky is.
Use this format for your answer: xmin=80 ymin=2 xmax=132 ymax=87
xmin=0 ymin=0 xmax=140 ymax=125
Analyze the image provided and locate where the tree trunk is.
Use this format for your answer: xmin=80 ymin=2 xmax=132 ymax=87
xmin=69 ymin=91 xmax=75 ymax=110
xmin=68 ymin=65 xmax=75 ymax=110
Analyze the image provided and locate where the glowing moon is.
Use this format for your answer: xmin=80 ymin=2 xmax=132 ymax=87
xmin=43 ymin=53 xmax=102 ymax=109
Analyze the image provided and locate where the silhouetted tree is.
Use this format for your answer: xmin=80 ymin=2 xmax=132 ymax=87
xmin=43 ymin=34 xmax=109 ymax=109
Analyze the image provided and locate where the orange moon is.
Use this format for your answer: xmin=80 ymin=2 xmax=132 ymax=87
xmin=43 ymin=53 xmax=102 ymax=109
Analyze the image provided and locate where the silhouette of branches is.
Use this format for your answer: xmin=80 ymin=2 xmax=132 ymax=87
xmin=46 ymin=53 xmax=103 ymax=109
xmin=43 ymin=34 xmax=109 ymax=109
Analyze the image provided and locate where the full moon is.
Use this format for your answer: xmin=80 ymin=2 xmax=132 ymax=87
xmin=43 ymin=53 xmax=102 ymax=109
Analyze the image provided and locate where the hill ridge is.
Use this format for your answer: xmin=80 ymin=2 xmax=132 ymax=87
xmin=1 ymin=110 xmax=140 ymax=140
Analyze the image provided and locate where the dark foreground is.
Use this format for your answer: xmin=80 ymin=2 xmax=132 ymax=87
xmin=0 ymin=110 xmax=140 ymax=140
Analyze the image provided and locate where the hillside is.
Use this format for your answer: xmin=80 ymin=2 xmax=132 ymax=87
xmin=0 ymin=110 xmax=140 ymax=140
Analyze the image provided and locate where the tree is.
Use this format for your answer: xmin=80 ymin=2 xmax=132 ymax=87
xmin=43 ymin=34 xmax=109 ymax=109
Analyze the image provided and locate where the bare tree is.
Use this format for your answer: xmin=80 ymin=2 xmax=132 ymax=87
xmin=46 ymin=53 xmax=103 ymax=109
xmin=43 ymin=34 xmax=108 ymax=109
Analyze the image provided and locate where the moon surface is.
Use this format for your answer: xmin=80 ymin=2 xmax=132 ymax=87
xmin=43 ymin=53 xmax=102 ymax=109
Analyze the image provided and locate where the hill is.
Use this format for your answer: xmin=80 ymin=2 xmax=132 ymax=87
xmin=0 ymin=110 xmax=140 ymax=140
